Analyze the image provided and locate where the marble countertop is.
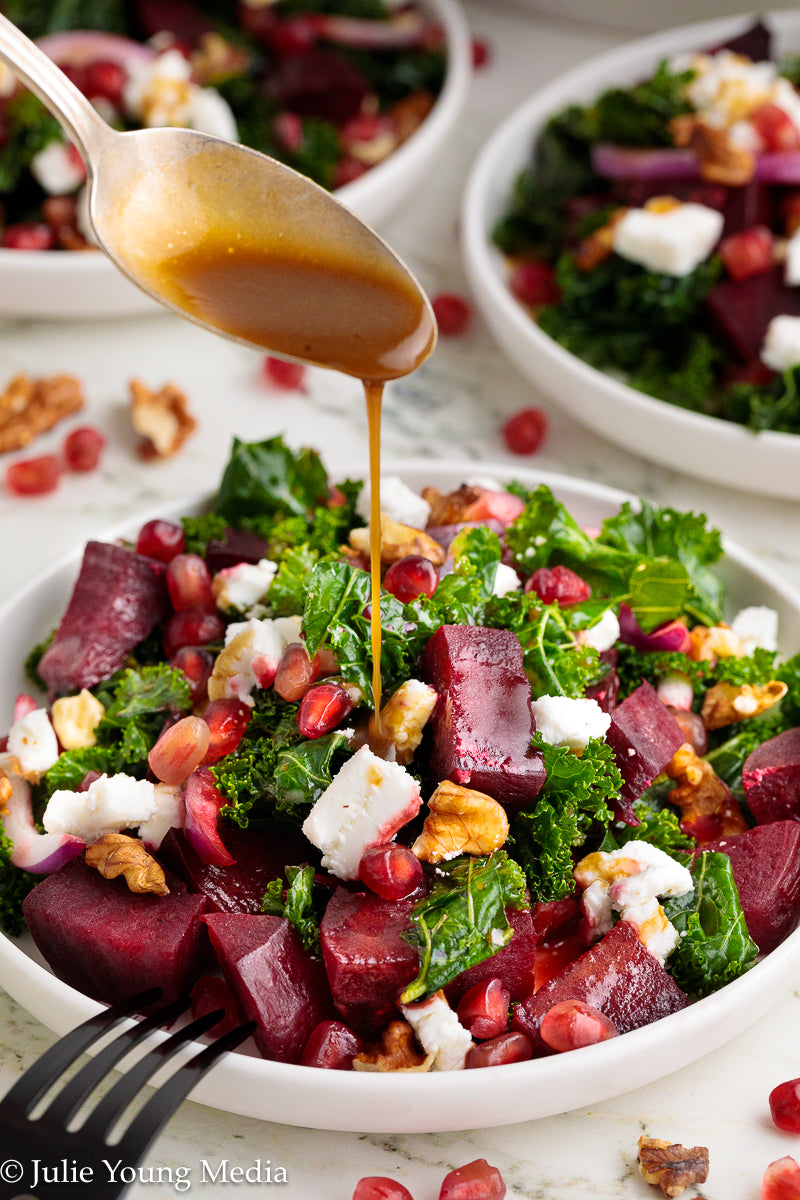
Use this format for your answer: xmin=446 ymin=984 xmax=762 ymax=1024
xmin=1 ymin=3 xmax=800 ymax=1198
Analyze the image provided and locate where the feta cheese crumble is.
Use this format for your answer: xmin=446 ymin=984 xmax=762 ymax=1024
xmin=8 ymin=708 xmax=59 ymax=778
xmin=400 ymin=991 xmax=473 ymax=1070
xmin=579 ymin=608 xmax=620 ymax=653
xmin=492 ymin=562 xmax=522 ymax=597
xmin=761 ymin=315 xmax=800 ymax=371
xmin=612 ymin=202 xmax=724 ymax=277
xmin=730 ymin=605 xmax=779 ymax=654
xmin=212 ymin=558 xmax=278 ymax=614
xmin=355 ymin=475 xmax=430 ymax=530
xmin=530 ymin=695 xmax=611 ymax=750
xmin=44 ymin=773 xmax=160 ymax=844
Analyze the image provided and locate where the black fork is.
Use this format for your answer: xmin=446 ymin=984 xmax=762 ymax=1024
xmin=0 ymin=989 xmax=255 ymax=1200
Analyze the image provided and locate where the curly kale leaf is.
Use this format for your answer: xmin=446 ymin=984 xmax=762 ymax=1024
xmin=487 ymin=596 xmax=602 ymax=698
xmin=215 ymin=437 xmax=331 ymax=525
xmin=213 ymin=692 xmax=301 ymax=826
xmin=0 ymin=832 xmax=38 ymax=937
xmin=93 ymin=665 xmax=192 ymax=763
xmin=0 ymin=92 xmax=62 ymax=195
xmin=273 ymin=730 xmax=352 ymax=815
xmin=37 ymin=744 xmax=127 ymax=804
xmin=262 ymin=864 xmax=325 ymax=957
xmin=608 ymin=794 xmax=694 ymax=857
xmin=725 ymin=366 xmax=800 ymax=435
xmin=591 ymin=60 xmax=696 ymax=146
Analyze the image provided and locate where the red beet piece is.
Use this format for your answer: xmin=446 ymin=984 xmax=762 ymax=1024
xmin=742 ymin=728 xmax=800 ymax=825
xmin=699 ymin=822 xmax=800 ymax=954
xmin=320 ymin=887 xmax=420 ymax=1034
xmin=605 ymin=680 xmax=685 ymax=823
xmin=445 ymin=906 xmax=537 ymax=1003
xmin=420 ymin=625 xmax=546 ymax=813
xmin=204 ymin=913 xmax=333 ymax=1063
xmin=22 ymin=856 xmax=207 ymax=1005
xmin=301 ymin=1019 xmax=363 ymax=1069
xmin=205 ymin=528 xmax=271 ymax=574
xmin=268 ymin=48 xmax=369 ymax=122
xmin=38 ymin=541 xmax=169 ymax=694
xmin=512 ymin=921 xmax=689 ymax=1055
xmin=710 ymin=18 xmax=771 ymax=60
xmin=706 ymin=265 xmax=800 ymax=363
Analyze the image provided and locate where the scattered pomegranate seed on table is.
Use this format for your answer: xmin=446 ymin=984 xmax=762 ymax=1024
xmin=5 ymin=453 xmax=62 ymax=496
xmin=502 ymin=406 xmax=548 ymax=455
xmin=353 ymin=1180 xmax=415 ymax=1200
xmin=770 ymin=1078 xmax=800 ymax=1133
xmin=763 ymin=1156 xmax=800 ymax=1200
xmin=431 ymin=292 xmax=472 ymax=336
xmin=263 ymin=356 xmax=306 ymax=390
xmin=358 ymin=843 xmax=423 ymax=900
xmin=439 ymin=1159 xmax=506 ymax=1200
xmin=471 ymin=37 xmax=490 ymax=68
xmin=63 ymin=425 xmax=105 ymax=472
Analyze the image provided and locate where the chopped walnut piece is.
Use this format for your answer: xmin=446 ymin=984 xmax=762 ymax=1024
xmin=666 ymin=741 xmax=748 ymax=841
xmin=0 ymin=373 xmax=85 ymax=453
xmin=421 ymin=483 xmax=485 ymax=526
xmin=190 ymin=31 xmax=250 ymax=85
xmin=670 ymin=114 xmax=755 ymax=185
xmin=85 ymin=833 xmax=169 ymax=896
xmin=701 ymin=679 xmax=788 ymax=730
xmin=574 ymin=207 xmax=628 ymax=271
xmin=0 ymin=774 xmax=12 ymax=814
xmin=392 ymin=90 xmax=435 ymax=144
xmin=379 ymin=679 xmax=438 ymax=765
xmin=637 ymin=1135 xmax=709 ymax=1197
xmin=349 ymin=514 xmax=446 ymax=566
xmin=51 ymin=689 xmax=105 ymax=750
xmin=688 ymin=623 xmax=745 ymax=662
xmin=352 ymin=1019 xmax=434 ymax=1073
xmin=412 ymin=780 xmax=510 ymax=864
xmin=129 ymin=379 xmax=197 ymax=459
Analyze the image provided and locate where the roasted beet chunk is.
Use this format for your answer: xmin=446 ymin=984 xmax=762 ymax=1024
xmin=512 ymin=920 xmax=689 ymax=1056
xmin=444 ymin=906 xmax=537 ymax=1003
xmin=606 ymin=680 xmax=685 ymax=822
xmin=706 ymin=265 xmax=800 ymax=364
xmin=742 ymin=728 xmax=800 ymax=825
xmin=420 ymin=625 xmax=545 ymax=813
xmin=38 ymin=541 xmax=169 ymax=694
xmin=268 ymin=48 xmax=369 ymax=122
xmin=204 ymin=528 xmax=271 ymax=574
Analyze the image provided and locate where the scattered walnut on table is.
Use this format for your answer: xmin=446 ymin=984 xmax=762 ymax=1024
xmin=129 ymin=378 xmax=197 ymax=459
xmin=85 ymin=833 xmax=169 ymax=896
xmin=413 ymin=779 xmax=509 ymax=864
xmin=0 ymin=372 xmax=85 ymax=453
xmin=637 ymin=1135 xmax=709 ymax=1197
xmin=352 ymin=1020 xmax=434 ymax=1073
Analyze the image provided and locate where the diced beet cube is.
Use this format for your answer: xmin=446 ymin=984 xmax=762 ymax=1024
xmin=742 ymin=728 xmax=800 ymax=825
xmin=38 ymin=541 xmax=169 ymax=694
xmin=204 ymin=913 xmax=333 ymax=1063
xmin=512 ymin=920 xmax=689 ymax=1055
xmin=135 ymin=0 xmax=214 ymax=40
xmin=584 ymin=649 xmax=619 ymax=712
xmin=606 ymin=680 xmax=685 ymax=823
xmin=444 ymin=906 xmax=536 ymax=1003
xmin=205 ymin=528 xmax=271 ymax=574
xmin=706 ymin=265 xmax=800 ymax=363
xmin=698 ymin=821 xmax=800 ymax=954
xmin=709 ymin=19 xmax=771 ymax=61
xmin=22 ymin=856 xmax=207 ymax=1005
xmin=320 ymin=887 xmax=420 ymax=1034
xmin=721 ymin=182 xmax=774 ymax=238
xmin=268 ymin=48 xmax=369 ymax=123
xmin=420 ymin=625 xmax=545 ymax=813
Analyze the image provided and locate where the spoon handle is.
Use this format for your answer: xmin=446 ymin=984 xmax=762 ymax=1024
xmin=0 ymin=13 xmax=111 ymax=162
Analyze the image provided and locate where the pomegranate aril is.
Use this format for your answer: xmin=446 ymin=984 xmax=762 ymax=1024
xmin=171 ymin=645 xmax=214 ymax=705
xmin=301 ymin=1019 xmax=363 ymax=1069
xmin=5 ymin=454 xmax=62 ymax=496
xmin=333 ymin=156 xmax=368 ymax=188
xmin=539 ymin=998 xmax=618 ymax=1053
xmin=148 ymin=715 xmax=210 ymax=785
xmin=353 ymin=1180 xmax=414 ymax=1200
xmin=163 ymin=607 xmax=225 ymax=658
xmin=503 ymin=406 xmax=548 ymax=455
xmin=263 ymin=355 xmax=306 ymax=390
xmin=439 ymin=1159 xmax=506 ymax=1200
xmin=358 ymin=844 xmax=423 ymax=901
xmin=471 ymin=37 xmax=490 ymax=68
xmin=267 ymin=15 xmax=319 ymax=56
xmin=432 ymin=291 xmax=472 ymax=336
xmin=297 ymin=682 xmax=353 ymax=738
xmin=383 ymin=555 xmax=439 ymax=603
xmin=63 ymin=425 xmax=105 ymax=472
xmin=252 ymin=652 xmax=280 ymax=689
xmin=13 ymin=693 xmax=38 ymax=722
xmin=456 ymin=978 xmax=510 ymax=1040
xmin=190 ymin=975 xmax=243 ymax=1038
xmin=2 ymin=222 xmax=55 ymax=250
xmin=465 ymin=1031 xmax=532 ymax=1069
xmin=719 ymin=225 xmax=774 ymax=281
xmin=167 ymin=553 xmax=216 ymax=613
xmin=272 ymin=110 xmax=304 ymax=152
xmin=202 ymin=698 xmax=252 ymax=764
xmin=753 ymin=102 xmax=800 ymax=151
xmin=136 ymin=518 xmax=186 ymax=563
xmin=274 ymin=642 xmax=319 ymax=701
xmin=83 ymin=59 xmax=126 ymax=106
xmin=770 ymin=1079 xmax=800 ymax=1133
xmin=525 ymin=564 xmax=591 ymax=606
xmin=668 ymin=706 xmax=708 ymax=756
xmin=508 ymin=259 xmax=560 ymax=307
xmin=763 ymin=1157 xmax=800 ymax=1200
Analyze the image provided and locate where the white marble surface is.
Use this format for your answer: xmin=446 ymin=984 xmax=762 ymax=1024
xmin=1 ymin=4 xmax=800 ymax=1198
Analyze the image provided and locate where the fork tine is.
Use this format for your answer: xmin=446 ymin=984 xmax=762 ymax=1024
xmin=115 ymin=1020 xmax=256 ymax=1162
xmin=0 ymin=987 xmax=162 ymax=1116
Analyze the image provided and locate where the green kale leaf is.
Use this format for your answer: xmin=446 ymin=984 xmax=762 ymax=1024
xmin=215 ymin=437 xmax=331 ymax=525
xmin=0 ymin=832 xmax=38 ymax=937
xmin=725 ymin=366 xmax=800 ymax=435
xmin=213 ymin=692 xmax=301 ymax=826
xmin=261 ymin=864 xmax=324 ymax=956
xmin=273 ymin=730 xmax=352 ymax=815
xmin=0 ymin=92 xmax=62 ymax=195
xmin=591 ymin=60 xmax=696 ymax=146
xmin=93 ymin=665 xmax=192 ymax=763
xmin=37 ymin=744 xmax=126 ymax=804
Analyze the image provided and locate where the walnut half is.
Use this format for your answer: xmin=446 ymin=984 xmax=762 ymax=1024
xmin=701 ymin=679 xmax=787 ymax=730
xmin=637 ymin=1135 xmax=709 ymax=1197
xmin=412 ymin=780 xmax=509 ymax=864
xmin=129 ymin=379 xmax=196 ymax=459
xmin=0 ymin=372 xmax=84 ymax=453
xmin=85 ymin=833 xmax=169 ymax=896
xmin=352 ymin=1020 xmax=434 ymax=1073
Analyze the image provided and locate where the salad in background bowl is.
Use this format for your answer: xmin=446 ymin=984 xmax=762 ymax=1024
xmin=2 ymin=445 xmax=800 ymax=1131
xmin=0 ymin=0 xmax=470 ymax=318
xmin=463 ymin=10 xmax=800 ymax=499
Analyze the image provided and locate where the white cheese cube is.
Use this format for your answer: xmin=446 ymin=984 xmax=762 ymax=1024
xmin=8 ymin=708 xmax=59 ymax=777
xmin=612 ymin=203 xmax=724 ymax=277
xmin=302 ymin=745 xmax=421 ymax=880
xmin=730 ymin=605 xmax=779 ymax=654
xmin=138 ymin=784 xmax=185 ymax=850
xmin=356 ymin=475 xmax=430 ymax=530
xmin=30 ymin=141 xmax=85 ymax=196
xmin=43 ymin=773 xmax=158 ymax=843
xmin=761 ymin=315 xmax=800 ymax=371
xmin=400 ymin=992 xmax=473 ymax=1071
xmin=188 ymin=86 xmax=238 ymax=140
xmin=530 ymin=695 xmax=611 ymax=750
xmin=580 ymin=608 xmax=620 ymax=653
xmin=213 ymin=558 xmax=278 ymax=613
xmin=210 ymin=618 xmax=286 ymax=705
xmin=492 ymin=562 xmax=522 ymax=597
xmin=607 ymin=841 xmax=693 ymax=908
xmin=786 ymin=230 xmax=800 ymax=287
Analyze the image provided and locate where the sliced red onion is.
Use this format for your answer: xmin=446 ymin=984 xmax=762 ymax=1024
xmin=619 ymin=604 xmax=691 ymax=654
xmin=37 ymin=30 xmax=155 ymax=69
xmin=592 ymin=142 xmax=800 ymax=186
xmin=182 ymin=766 xmax=235 ymax=867
xmin=315 ymin=12 xmax=430 ymax=49
xmin=752 ymin=150 xmax=800 ymax=183
xmin=0 ymin=772 xmax=84 ymax=873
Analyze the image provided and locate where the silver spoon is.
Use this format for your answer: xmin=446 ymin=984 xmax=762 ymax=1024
xmin=0 ymin=14 xmax=436 ymax=381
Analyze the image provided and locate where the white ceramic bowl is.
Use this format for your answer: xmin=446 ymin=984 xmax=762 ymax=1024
xmin=462 ymin=11 xmax=800 ymax=500
xmin=506 ymin=0 xmax=798 ymax=34
xmin=2 ymin=459 xmax=800 ymax=1132
xmin=0 ymin=0 xmax=470 ymax=321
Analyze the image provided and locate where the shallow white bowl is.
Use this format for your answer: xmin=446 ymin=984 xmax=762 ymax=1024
xmin=2 ymin=459 xmax=800 ymax=1132
xmin=0 ymin=0 xmax=470 ymax=321
xmin=462 ymin=11 xmax=800 ymax=500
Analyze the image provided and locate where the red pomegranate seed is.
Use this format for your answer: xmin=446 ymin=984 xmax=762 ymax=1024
xmin=753 ymin=102 xmax=800 ymax=151
xmin=148 ymin=715 xmax=210 ymax=785
xmin=301 ymin=1019 xmax=363 ymax=1069
xmin=502 ymin=406 xmax=548 ymax=455
xmin=439 ymin=1159 xmax=506 ymax=1200
xmin=272 ymin=110 xmax=304 ymax=152
xmin=719 ymin=225 xmax=774 ymax=281
xmin=167 ymin=553 xmax=216 ymax=613
xmin=432 ymin=292 xmax=472 ymax=336
xmin=136 ymin=518 xmax=186 ymax=563
xmin=763 ymin=1157 xmax=800 ymax=1200
xmin=42 ymin=195 xmax=78 ymax=228
xmin=171 ymin=645 xmax=214 ymax=705
xmin=5 ymin=454 xmax=61 ymax=496
xmin=333 ymin=156 xmax=368 ymax=188
xmin=539 ymin=998 xmax=618 ymax=1053
xmin=63 ymin=425 xmax=105 ymax=472
xmin=163 ymin=607 xmax=224 ymax=658
xmin=383 ymin=555 xmax=439 ymax=603
xmin=274 ymin=643 xmax=319 ymax=701
xmin=525 ymin=564 xmax=590 ymax=605
xmin=359 ymin=844 xmax=423 ymax=900
xmin=83 ymin=59 xmax=126 ymax=107
xmin=770 ymin=1079 xmax=800 ymax=1133
xmin=471 ymin=37 xmax=490 ymax=68
xmin=190 ymin=975 xmax=243 ymax=1038
xmin=668 ymin=707 xmax=708 ymax=756
xmin=297 ymin=682 xmax=353 ymax=738
xmin=13 ymin=693 xmax=38 ymax=722
xmin=202 ymin=697 xmax=251 ymax=763
xmin=353 ymin=1180 xmax=414 ymax=1200
xmin=508 ymin=259 xmax=560 ymax=306
xmin=263 ymin=355 xmax=306 ymax=390
xmin=2 ymin=222 xmax=55 ymax=250
xmin=456 ymin=978 xmax=510 ymax=1040
xmin=465 ymin=1031 xmax=532 ymax=1069
xmin=268 ymin=15 xmax=319 ymax=56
